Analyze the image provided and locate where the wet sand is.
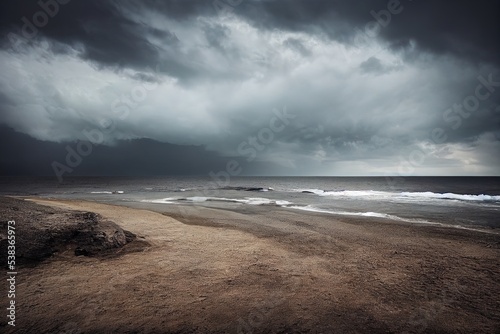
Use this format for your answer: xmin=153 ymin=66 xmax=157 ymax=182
xmin=1 ymin=197 xmax=500 ymax=333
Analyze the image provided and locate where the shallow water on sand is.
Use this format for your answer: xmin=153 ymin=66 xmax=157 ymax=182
xmin=2 ymin=176 xmax=499 ymax=230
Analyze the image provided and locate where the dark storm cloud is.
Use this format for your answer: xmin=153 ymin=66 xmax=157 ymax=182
xmin=0 ymin=0 xmax=202 ymax=80
xmin=379 ymin=0 xmax=500 ymax=65
xmin=1 ymin=1 xmax=157 ymax=67
xmin=2 ymin=1 xmax=499 ymax=73
xmin=135 ymin=0 xmax=211 ymax=19
xmin=0 ymin=125 xmax=224 ymax=176
xmin=239 ymin=0 xmax=500 ymax=66
xmin=0 ymin=125 xmax=290 ymax=177
xmin=0 ymin=0 xmax=499 ymax=176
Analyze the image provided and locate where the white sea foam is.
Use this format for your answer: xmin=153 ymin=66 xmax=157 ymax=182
xmin=185 ymin=197 xmax=278 ymax=205
xmin=399 ymin=192 xmax=500 ymax=202
xmin=207 ymin=197 xmax=290 ymax=206
xmin=141 ymin=198 xmax=176 ymax=204
xmin=186 ymin=196 xmax=209 ymax=202
xmin=242 ymin=198 xmax=291 ymax=205
xmin=142 ymin=196 xmax=292 ymax=206
xmin=91 ymin=190 xmax=124 ymax=194
xmin=287 ymin=205 xmax=497 ymax=234
xmin=297 ymin=189 xmax=500 ymax=202
xmin=240 ymin=198 xmax=271 ymax=205
xmin=289 ymin=205 xmax=434 ymax=224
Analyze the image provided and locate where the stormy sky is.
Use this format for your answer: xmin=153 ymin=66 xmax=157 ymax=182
xmin=1 ymin=0 xmax=499 ymax=177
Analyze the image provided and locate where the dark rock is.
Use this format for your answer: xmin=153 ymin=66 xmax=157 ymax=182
xmin=222 ymin=186 xmax=272 ymax=192
xmin=245 ymin=187 xmax=266 ymax=192
xmin=0 ymin=197 xmax=138 ymax=266
xmin=75 ymin=247 xmax=89 ymax=256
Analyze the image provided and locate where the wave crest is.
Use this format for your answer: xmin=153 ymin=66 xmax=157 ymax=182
xmin=297 ymin=189 xmax=500 ymax=202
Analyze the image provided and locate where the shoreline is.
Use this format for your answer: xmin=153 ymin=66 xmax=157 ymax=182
xmin=20 ymin=194 xmax=500 ymax=235
xmin=2 ymin=196 xmax=500 ymax=333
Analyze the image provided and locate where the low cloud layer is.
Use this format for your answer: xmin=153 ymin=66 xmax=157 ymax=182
xmin=1 ymin=0 xmax=499 ymax=176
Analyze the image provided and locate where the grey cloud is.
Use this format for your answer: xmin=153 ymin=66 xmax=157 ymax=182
xmin=283 ymin=38 xmax=311 ymax=57
xmin=359 ymin=57 xmax=402 ymax=74
xmin=130 ymin=71 xmax=161 ymax=84
xmin=360 ymin=57 xmax=384 ymax=73
xmin=203 ymin=23 xmax=230 ymax=50
xmin=0 ymin=0 xmax=499 ymax=176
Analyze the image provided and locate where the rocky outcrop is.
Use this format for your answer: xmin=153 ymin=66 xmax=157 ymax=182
xmin=0 ymin=197 xmax=138 ymax=267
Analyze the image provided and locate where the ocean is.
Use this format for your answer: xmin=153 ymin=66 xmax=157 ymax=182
xmin=1 ymin=176 xmax=499 ymax=231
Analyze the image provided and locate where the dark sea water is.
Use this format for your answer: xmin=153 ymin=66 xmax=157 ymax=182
xmin=1 ymin=176 xmax=499 ymax=231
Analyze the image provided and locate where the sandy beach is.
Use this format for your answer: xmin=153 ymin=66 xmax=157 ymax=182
xmin=1 ymin=196 xmax=500 ymax=333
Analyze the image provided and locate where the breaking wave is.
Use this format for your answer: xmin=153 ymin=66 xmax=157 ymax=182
xmin=141 ymin=197 xmax=291 ymax=206
xmin=297 ymin=189 xmax=500 ymax=202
